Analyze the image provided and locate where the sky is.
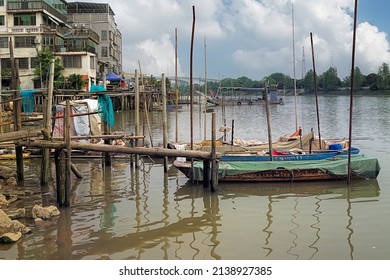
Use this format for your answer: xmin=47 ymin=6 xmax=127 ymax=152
xmin=73 ymin=0 xmax=390 ymax=81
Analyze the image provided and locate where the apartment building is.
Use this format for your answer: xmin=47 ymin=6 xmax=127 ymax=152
xmin=67 ymin=2 xmax=122 ymax=77
xmin=0 ymin=0 xmax=103 ymax=90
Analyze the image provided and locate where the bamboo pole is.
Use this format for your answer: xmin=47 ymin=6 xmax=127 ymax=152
xmin=203 ymin=36 xmax=207 ymax=141
xmin=18 ymin=139 xmax=214 ymax=159
xmin=135 ymin=69 xmax=140 ymax=167
xmin=175 ymin=28 xmax=179 ymax=143
xmin=10 ymin=38 xmax=24 ymax=181
xmin=211 ymin=112 xmax=217 ymax=192
xmin=64 ymin=100 xmax=71 ymax=206
xmin=162 ymin=73 xmax=168 ymax=172
xmin=310 ymin=32 xmax=322 ymax=149
xmin=190 ymin=5 xmax=195 ymax=150
xmin=347 ymin=0 xmax=358 ymax=184
xmin=41 ymin=58 xmax=55 ymax=184
xmin=264 ymin=82 xmax=273 ymax=161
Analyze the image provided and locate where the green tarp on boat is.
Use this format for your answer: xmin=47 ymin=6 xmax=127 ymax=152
xmin=192 ymin=154 xmax=380 ymax=181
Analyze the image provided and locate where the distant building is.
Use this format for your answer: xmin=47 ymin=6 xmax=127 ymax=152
xmin=67 ymin=2 xmax=122 ymax=78
xmin=0 ymin=0 xmax=121 ymax=91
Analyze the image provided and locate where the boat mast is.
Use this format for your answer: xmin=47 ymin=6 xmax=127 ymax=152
xmin=292 ymin=3 xmax=298 ymax=131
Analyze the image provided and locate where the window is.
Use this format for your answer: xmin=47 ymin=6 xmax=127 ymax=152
xmin=0 ymin=15 xmax=4 ymax=26
xmin=18 ymin=58 xmax=29 ymax=69
xmin=0 ymin=0 xmax=4 ymax=6
xmin=101 ymin=30 xmax=108 ymax=41
xmin=1 ymin=58 xmax=10 ymax=69
xmin=15 ymin=36 xmax=36 ymax=48
xmin=0 ymin=37 xmax=8 ymax=48
xmin=14 ymin=14 xmax=36 ymax=26
xmin=43 ymin=35 xmax=54 ymax=46
xmin=63 ymin=56 xmax=82 ymax=68
xmin=30 ymin=57 xmax=38 ymax=69
xmin=90 ymin=56 xmax=96 ymax=69
xmin=101 ymin=46 xmax=108 ymax=57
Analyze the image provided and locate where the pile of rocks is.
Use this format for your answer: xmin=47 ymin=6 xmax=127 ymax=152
xmin=0 ymin=165 xmax=60 ymax=243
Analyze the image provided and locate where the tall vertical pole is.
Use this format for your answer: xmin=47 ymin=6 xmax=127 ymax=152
xmin=310 ymin=32 xmax=322 ymax=149
xmin=347 ymin=0 xmax=358 ymax=184
xmin=41 ymin=58 xmax=55 ymax=184
xmin=135 ymin=69 xmax=140 ymax=167
xmin=203 ymin=36 xmax=207 ymax=141
xmin=190 ymin=5 xmax=195 ymax=150
xmin=162 ymin=73 xmax=168 ymax=172
xmin=211 ymin=112 xmax=217 ymax=192
xmin=292 ymin=3 xmax=298 ymax=131
xmin=0 ymin=55 xmax=3 ymax=134
xmin=175 ymin=28 xmax=179 ymax=143
xmin=10 ymin=38 xmax=24 ymax=181
xmin=264 ymin=82 xmax=273 ymax=161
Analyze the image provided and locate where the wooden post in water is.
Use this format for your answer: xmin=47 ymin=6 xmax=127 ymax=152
xmin=162 ymin=73 xmax=168 ymax=172
xmin=135 ymin=69 xmax=140 ymax=167
xmin=347 ymin=0 xmax=358 ymax=184
xmin=102 ymin=114 xmax=112 ymax=166
xmin=211 ymin=112 xmax=217 ymax=192
xmin=264 ymin=82 xmax=273 ymax=161
xmin=310 ymin=32 xmax=322 ymax=149
xmin=41 ymin=58 xmax=55 ymax=184
xmin=175 ymin=28 xmax=179 ymax=143
xmin=57 ymin=101 xmax=71 ymax=207
xmin=10 ymin=38 xmax=23 ymax=181
xmin=64 ymin=100 xmax=71 ymax=206
xmin=190 ymin=5 xmax=195 ymax=151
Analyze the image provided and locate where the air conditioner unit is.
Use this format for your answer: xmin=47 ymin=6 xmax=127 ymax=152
xmin=73 ymin=23 xmax=78 ymax=28
xmin=80 ymin=23 xmax=85 ymax=28
xmin=34 ymin=38 xmax=40 ymax=44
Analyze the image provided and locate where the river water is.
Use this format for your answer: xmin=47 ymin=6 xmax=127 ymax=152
xmin=0 ymin=94 xmax=389 ymax=260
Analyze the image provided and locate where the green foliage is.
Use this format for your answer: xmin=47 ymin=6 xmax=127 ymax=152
xmin=377 ymin=63 xmax=390 ymax=90
xmin=34 ymin=49 xmax=64 ymax=87
xmin=320 ymin=67 xmax=341 ymax=91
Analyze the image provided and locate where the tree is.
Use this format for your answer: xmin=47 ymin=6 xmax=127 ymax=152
xmin=64 ymin=74 xmax=88 ymax=90
xmin=365 ymin=73 xmax=379 ymax=90
xmin=343 ymin=66 xmax=365 ymax=90
xmin=320 ymin=67 xmax=340 ymax=91
xmin=303 ymin=69 xmax=316 ymax=92
xmin=377 ymin=63 xmax=390 ymax=90
xmin=34 ymin=50 xmax=64 ymax=88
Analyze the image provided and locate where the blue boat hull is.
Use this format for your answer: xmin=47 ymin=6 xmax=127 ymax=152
xmin=220 ymin=147 xmax=360 ymax=162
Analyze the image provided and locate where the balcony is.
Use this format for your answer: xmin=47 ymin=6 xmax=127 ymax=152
xmin=7 ymin=1 xmax=67 ymax=23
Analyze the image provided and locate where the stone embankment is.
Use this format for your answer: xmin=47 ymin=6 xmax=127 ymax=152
xmin=0 ymin=166 xmax=60 ymax=243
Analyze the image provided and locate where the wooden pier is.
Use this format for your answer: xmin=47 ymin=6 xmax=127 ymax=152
xmin=0 ymin=74 xmax=220 ymax=207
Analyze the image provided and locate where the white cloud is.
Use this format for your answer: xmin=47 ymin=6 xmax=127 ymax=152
xmin=74 ymin=0 xmax=390 ymax=80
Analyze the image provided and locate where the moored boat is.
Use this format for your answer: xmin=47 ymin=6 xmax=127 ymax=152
xmin=173 ymin=154 xmax=380 ymax=182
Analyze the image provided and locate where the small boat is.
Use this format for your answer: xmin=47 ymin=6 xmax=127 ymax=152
xmin=173 ymin=154 xmax=380 ymax=182
xmin=220 ymin=147 xmax=360 ymax=161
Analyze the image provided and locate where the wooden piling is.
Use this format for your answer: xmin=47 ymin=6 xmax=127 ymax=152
xmin=202 ymin=159 xmax=210 ymax=189
xmin=102 ymin=119 xmax=112 ymax=166
xmin=63 ymin=100 xmax=72 ymax=206
xmin=162 ymin=73 xmax=168 ymax=172
xmin=135 ymin=69 xmax=140 ymax=167
xmin=41 ymin=58 xmax=55 ymax=184
xmin=211 ymin=112 xmax=218 ymax=192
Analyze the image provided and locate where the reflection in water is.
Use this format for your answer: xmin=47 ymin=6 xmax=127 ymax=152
xmin=308 ymin=195 xmax=321 ymax=260
xmin=262 ymin=196 xmax=273 ymax=257
xmin=287 ymin=195 xmax=299 ymax=259
xmin=0 ymin=156 xmax=383 ymax=260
